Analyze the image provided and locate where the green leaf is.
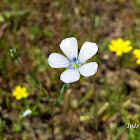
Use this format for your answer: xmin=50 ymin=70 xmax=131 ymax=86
xmin=0 ymin=14 xmax=5 ymax=22
xmin=26 ymin=88 xmax=34 ymax=95
xmin=80 ymin=86 xmax=94 ymax=105
xmin=95 ymin=15 xmax=100 ymax=27
xmin=0 ymin=119 xmax=6 ymax=133
xmin=90 ymin=106 xmax=94 ymax=114
xmin=13 ymin=123 xmax=22 ymax=132
xmin=31 ymin=72 xmax=39 ymax=85
xmin=4 ymin=10 xmax=30 ymax=19
xmin=43 ymin=29 xmax=54 ymax=37
xmin=28 ymin=79 xmax=36 ymax=87
xmin=30 ymin=26 xmax=40 ymax=35
xmin=4 ymin=11 xmax=12 ymax=19
xmin=56 ymin=84 xmax=66 ymax=106
xmin=53 ymin=83 xmax=70 ymax=114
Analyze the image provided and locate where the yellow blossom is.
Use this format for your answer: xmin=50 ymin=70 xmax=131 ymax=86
xmin=133 ymin=46 xmax=140 ymax=64
xmin=12 ymin=86 xmax=28 ymax=100
xmin=108 ymin=38 xmax=133 ymax=56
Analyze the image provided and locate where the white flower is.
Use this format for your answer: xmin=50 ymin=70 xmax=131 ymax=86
xmin=19 ymin=109 xmax=32 ymax=118
xmin=48 ymin=37 xmax=98 ymax=83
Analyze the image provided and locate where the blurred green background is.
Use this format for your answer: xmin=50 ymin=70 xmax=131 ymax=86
xmin=0 ymin=0 xmax=140 ymax=139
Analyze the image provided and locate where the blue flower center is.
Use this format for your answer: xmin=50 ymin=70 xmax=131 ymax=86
xmin=72 ymin=57 xmax=76 ymax=63
xmin=71 ymin=57 xmax=79 ymax=69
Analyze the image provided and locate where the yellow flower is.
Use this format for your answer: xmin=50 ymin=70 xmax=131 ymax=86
xmin=108 ymin=38 xmax=133 ymax=56
xmin=133 ymin=46 xmax=140 ymax=64
xmin=12 ymin=86 xmax=28 ymax=100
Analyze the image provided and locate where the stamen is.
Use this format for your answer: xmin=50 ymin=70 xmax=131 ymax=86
xmin=72 ymin=57 xmax=76 ymax=63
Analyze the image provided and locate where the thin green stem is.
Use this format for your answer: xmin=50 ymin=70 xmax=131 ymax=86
xmin=16 ymin=57 xmax=52 ymax=115
xmin=53 ymin=83 xmax=70 ymax=115
xmin=32 ymin=92 xmax=42 ymax=112
xmin=24 ymin=98 xmax=30 ymax=109
xmin=16 ymin=58 xmax=51 ymax=100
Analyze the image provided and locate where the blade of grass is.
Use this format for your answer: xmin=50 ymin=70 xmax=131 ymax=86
xmin=80 ymin=86 xmax=94 ymax=105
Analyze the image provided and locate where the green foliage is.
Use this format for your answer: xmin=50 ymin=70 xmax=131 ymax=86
xmin=0 ymin=119 xmax=6 ymax=139
xmin=1 ymin=10 xmax=30 ymax=20
xmin=111 ymin=127 xmax=124 ymax=140
xmin=30 ymin=26 xmax=40 ymax=36
xmin=80 ymin=86 xmax=94 ymax=105
xmin=26 ymin=88 xmax=34 ymax=95
xmin=0 ymin=14 xmax=5 ymax=22
xmin=9 ymin=49 xmax=18 ymax=59
xmin=55 ymin=83 xmax=70 ymax=106
xmin=43 ymin=29 xmax=54 ymax=37
xmin=53 ymin=83 xmax=70 ymax=114
xmin=30 ymin=27 xmax=54 ymax=39
xmin=95 ymin=15 xmax=100 ymax=27
xmin=128 ymin=128 xmax=140 ymax=140
xmin=0 ymin=119 xmax=6 ymax=133
xmin=13 ymin=123 xmax=22 ymax=132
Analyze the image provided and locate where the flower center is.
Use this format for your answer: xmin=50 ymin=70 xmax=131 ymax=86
xmin=72 ymin=63 xmax=79 ymax=69
xmin=72 ymin=57 xmax=76 ymax=63
xmin=71 ymin=57 xmax=79 ymax=69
